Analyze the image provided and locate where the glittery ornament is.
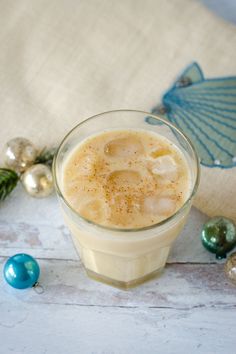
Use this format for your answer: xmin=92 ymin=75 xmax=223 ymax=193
xmin=3 ymin=137 xmax=38 ymax=173
xmin=225 ymin=252 xmax=236 ymax=285
xmin=201 ymin=217 xmax=236 ymax=259
xmin=21 ymin=164 xmax=53 ymax=198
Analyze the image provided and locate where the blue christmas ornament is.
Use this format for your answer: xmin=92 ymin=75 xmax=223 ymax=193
xmin=148 ymin=62 xmax=236 ymax=169
xmin=3 ymin=253 xmax=40 ymax=289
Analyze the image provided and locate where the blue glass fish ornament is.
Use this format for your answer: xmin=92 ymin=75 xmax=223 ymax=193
xmin=147 ymin=62 xmax=236 ymax=168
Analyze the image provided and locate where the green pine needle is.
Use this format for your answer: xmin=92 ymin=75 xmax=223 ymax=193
xmin=35 ymin=147 xmax=57 ymax=167
xmin=0 ymin=168 xmax=19 ymax=201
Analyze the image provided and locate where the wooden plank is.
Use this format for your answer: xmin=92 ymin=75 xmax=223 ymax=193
xmin=0 ymin=185 xmax=78 ymax=260
xmin=0 ymin=302 xmax=235 ymax=354
xmin=0 ymin=218 xmax=77 ymax=260
xmin=1 ymin=188 xmax=235 ymax=354
xmin=0 ymin=185 xmax=217 ymax=263
xmin=1 ymin=258 xmax=235 ymax=309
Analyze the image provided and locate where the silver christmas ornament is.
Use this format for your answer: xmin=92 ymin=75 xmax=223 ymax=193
xmin=3 ymin=137 xmax=38 ymax=173
xmin=225 ymin=252 xmax=236 ymax=285
xmin=21 ymin=164 xmax=54 ymax=198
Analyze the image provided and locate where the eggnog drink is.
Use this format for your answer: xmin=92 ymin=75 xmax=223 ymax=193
xmin=63 ymin=130 xmax=190 ymax=229
xmin=53 ymin=110 xmax=199 ymax=288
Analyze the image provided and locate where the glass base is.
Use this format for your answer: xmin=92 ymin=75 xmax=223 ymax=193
xmin=86 ymin=267 xmax=165 ymax=290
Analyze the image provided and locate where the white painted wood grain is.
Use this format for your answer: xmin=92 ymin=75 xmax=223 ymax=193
xmin=1 ymin=258 xmax=235 ymax=309
xmin=0 ymin=185 xmax=217 ymax=263
xmin=0 ymin=302 xmax=235 ymax=354
xmin=1 ymin=186 xmax=236 ymax=354
xmin=0 ymin=185 xmax=78 ymax=259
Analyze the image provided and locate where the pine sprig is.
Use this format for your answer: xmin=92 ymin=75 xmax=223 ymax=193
xmin=34 ymin=147 xmax=57 ymax=167
xmin=0 ymin=168 xmax=19 ymax=201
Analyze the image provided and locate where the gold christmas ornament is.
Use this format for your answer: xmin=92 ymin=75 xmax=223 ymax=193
xmin=4 ymin=137 xmax=38 ymax=173
xmin=21 ymin=164 xmax=54 ymax=198
xmin=225 ymin=252 xmax=236 ymax=286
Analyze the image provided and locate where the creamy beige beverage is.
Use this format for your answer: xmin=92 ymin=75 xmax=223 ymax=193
xmin=59 ymin=129 xmax=193 ymax=287
xmin=63 ymin=130 xmax=191 ymax=229
xmin=54 ymin=110 xmax=199 ymax=288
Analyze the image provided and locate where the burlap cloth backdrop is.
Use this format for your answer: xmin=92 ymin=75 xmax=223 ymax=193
xmin=0 ymin=0 xmax=236 ymax=221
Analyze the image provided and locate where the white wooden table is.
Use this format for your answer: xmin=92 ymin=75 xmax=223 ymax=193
xmin=0 ymin=185 xmax=235 ymax=354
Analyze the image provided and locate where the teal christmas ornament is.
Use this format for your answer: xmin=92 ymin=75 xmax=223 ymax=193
xmin=201 ymin=217 xmax=236 ymax=259
xmin=3 ymin=253 xmax=40 ymax=289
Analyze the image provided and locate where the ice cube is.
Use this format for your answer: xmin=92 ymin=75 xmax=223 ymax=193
xmin=104 ymin=137 xmax=144 ymax=158
xmin=159 ymin=188 xmax=176 ymax=198
xmin=149 ymin=147 xmax=171 ymax=159
xmin=74 ymin=154 xmax=100 ymax=176
xmin=79 ymin=199 xmax=107 ymax=223
xmin=142 ymin=196 xmax=176 ymax=216
xmin=151 ymin=155 xmax=178 ymax=181
xmin=107 ymin=170 xmax=142 ymax=191
xmin=108 ymin=193 xmax=141 ymax=227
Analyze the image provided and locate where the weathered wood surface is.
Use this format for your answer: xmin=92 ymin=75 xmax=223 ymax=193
xmin=1 ymin=259 xmax=235 ymax=309
xmin=0 ymin=186 xmax=236 ymax=354
xmin=1 ymin=303 xmax=235 ymax=354
xmin=1 ymin=305 xmax=235 ymax=354
xmin=0 ymin=185 xmax=213 ymax=263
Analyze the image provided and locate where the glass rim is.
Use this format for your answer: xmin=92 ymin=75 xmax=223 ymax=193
xmin=53 ymin=109 xmax=200 ymax=233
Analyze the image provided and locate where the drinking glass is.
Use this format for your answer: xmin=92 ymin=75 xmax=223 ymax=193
xmin=53 ymin=110 xmax=200 ymax=289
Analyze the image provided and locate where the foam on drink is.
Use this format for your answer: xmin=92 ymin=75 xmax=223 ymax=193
xmin=62 ymin=130 xmax=191 ymax=229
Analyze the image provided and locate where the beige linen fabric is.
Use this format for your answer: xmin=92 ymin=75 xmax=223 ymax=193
xmin=0 ymin=0 xmax=236 ymax=220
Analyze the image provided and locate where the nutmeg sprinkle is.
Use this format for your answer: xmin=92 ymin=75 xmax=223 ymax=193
xmin=63 ymin=130 xmax=191 ymax=228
